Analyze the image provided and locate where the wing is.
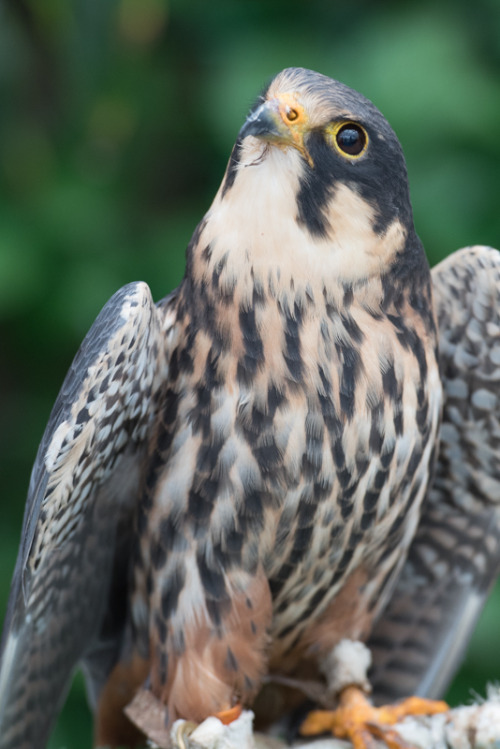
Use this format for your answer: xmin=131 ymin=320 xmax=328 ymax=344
xmin=0 ymin=281 xmax=171 ymax=749
xmin=369 ymin=246 xmax=500 ymax=703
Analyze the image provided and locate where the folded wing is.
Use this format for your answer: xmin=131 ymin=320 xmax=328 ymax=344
xmin=0 ymin=282 xmax=169 ymax=749
xmin=369 ymin=246 xmax=500 ymax=702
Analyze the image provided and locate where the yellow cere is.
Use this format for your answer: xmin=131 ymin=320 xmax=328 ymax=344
xmin=276 ymin=91 xmax=308 ymax=128
xmin=274 ymin=92 xmax=315 ymax=167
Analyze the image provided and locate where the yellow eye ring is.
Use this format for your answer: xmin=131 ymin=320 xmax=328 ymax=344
xmin=329 ymin=121 xmax=368 ymax=159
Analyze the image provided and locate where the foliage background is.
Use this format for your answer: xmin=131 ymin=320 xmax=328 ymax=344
xmin=0 ymin=0 xmax=499 ymax=746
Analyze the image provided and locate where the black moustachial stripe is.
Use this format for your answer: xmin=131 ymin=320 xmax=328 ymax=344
xmin=296 ymin=123 xmax=414 ymax=242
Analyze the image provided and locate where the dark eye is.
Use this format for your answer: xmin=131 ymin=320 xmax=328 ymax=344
xmin=336 ymin=123 xmax=367 ymax=156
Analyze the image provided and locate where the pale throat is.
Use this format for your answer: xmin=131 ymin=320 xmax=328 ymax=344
xmin=194 ymin=141 xmax=407 ymax=297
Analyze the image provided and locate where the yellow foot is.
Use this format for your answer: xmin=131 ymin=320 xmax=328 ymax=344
xmin=300 ymin=686 xmax=448 ymax=749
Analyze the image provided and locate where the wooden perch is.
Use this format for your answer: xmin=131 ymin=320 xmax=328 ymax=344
xmin=124 ymin=685 xmax=500 ymax=749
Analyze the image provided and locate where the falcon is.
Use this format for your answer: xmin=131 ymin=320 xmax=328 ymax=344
xmin=0 ymin=67 xmax=499 ymax=749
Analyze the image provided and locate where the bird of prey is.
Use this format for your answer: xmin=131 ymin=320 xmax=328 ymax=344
xmin=0 ymin=67 xmax=499 ymax=749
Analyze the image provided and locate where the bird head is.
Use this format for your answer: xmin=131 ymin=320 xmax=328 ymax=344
xmin=197 ymin=68 xmax=422 ymax=290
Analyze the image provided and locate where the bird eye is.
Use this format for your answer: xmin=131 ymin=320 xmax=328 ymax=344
xmin=286 ymin=107 xmax=299 ymax=122
xmin=334 ymin=123 xmax=367 ymax=158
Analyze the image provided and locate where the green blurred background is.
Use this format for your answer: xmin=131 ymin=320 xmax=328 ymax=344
xmin=1 ymin=0 xmax=499 ymax=746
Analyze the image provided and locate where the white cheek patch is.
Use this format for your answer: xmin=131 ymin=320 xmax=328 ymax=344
xmin=200 ymin=147 xmax=406 ymax=295
xmin=321 ymin=183 xmax=407 ymax=282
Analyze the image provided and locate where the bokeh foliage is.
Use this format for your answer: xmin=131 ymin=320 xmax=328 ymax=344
xmin=1 ymin=1 xmax=500 ymax=747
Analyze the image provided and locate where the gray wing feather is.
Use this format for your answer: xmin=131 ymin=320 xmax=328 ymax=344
xmin=0 ymin=281 xmax=168 ymax=749
xmin=369 ymin=246 xmax=500 ymax=702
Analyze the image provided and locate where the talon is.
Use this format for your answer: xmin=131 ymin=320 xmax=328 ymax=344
xmin=300 ymin=686 xmax=448 ymax=749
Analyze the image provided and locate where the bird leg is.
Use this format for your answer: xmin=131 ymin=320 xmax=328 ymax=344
xmin=300 ymin=685 xmax=448 ymax=749
xmin=298 ymin=640 xmax=448 ymax=749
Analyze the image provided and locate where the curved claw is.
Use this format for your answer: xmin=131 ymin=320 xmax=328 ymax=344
xmin=300 ymin=686 xmax=448 ymax=749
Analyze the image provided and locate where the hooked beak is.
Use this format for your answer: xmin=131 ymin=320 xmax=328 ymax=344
xmin=239 ymin=96 xmax=314 ymax=167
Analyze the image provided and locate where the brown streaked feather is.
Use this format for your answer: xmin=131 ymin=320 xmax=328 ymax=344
xmin=131 ymin=237 xmax=441 ymax=726
xmin=128 ymin=70 xmax=442 ymax=728
xmin=369 ymin=245 xmax=500 ymax=703
xmin=151 ymin=570 xmax=272 ymax=724
xmin=265 ymin=567 xmax=374 ymax=683
xmin=300 ymin=567 xmax=374 ymax=659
